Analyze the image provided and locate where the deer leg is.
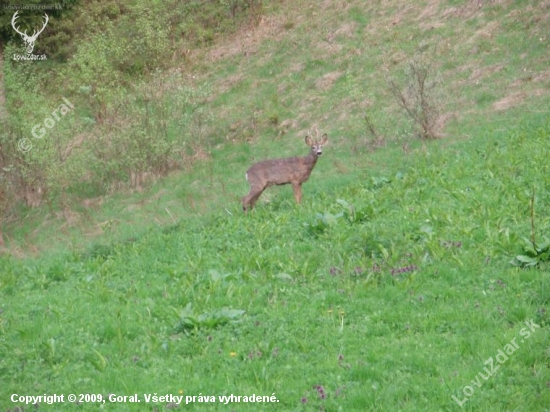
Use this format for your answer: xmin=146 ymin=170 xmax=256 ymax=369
xmin=243 ymin=185 xmax=265 ymax=212
xmin=242 ymin=191 xmax=254 ymax=212
xmin=292 ymin=182 xmax=302 ymax=204
xmin=249 ymin=187 xmax=266 ymax=208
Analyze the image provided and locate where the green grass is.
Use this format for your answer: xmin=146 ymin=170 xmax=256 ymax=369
xmin=1 ymin=117 xmax=549 ymax=410
xmin=2 ymin=0 xmax=550 ymax=410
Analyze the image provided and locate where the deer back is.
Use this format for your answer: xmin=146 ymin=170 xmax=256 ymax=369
xmin=247 ymin=153 xmax=318 ymax=186
xmin=246 ymin=134 xmax=327 ymax=187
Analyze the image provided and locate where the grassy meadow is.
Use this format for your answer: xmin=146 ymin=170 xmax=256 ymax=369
xmin=1 ymin=0 xmax=550 ymax=411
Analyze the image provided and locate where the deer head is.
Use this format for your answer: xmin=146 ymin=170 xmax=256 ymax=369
xmin=11 ymin=11 xmax=49 ymax=55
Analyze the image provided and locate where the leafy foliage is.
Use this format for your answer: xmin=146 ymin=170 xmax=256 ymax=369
xmin=511 ymin=236 xmax=550 ymax=268
xmin=0 ymin=0 xmax=270 ymax=210
xmin=176 ymin=303 xmax=246 ymax=334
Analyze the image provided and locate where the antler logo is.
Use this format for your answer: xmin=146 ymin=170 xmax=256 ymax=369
xmin=11 ymin=11 xmax=49 ymax=55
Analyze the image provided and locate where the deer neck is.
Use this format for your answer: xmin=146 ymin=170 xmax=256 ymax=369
xmin=304 ymin=152 xmax=319 ymax=169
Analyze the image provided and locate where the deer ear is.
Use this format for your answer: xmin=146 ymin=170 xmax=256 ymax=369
xmin=305 ymin=136 xmax=313 ymax=146
xmin=320 ymin=134 xmax=328 ymax=145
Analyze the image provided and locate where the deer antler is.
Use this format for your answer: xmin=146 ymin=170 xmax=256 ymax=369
xmin=11 ymin=12 xmax=49 ymax=54
xmin=314 ymin=126 xmax=320 ymax=140
xmin=11 ymin=12 xmax=49 ymax=40
xmin=11 ymin=11 xmax=27 ymax=38
xmin=32 ymin=13 xmax=49 ymax=39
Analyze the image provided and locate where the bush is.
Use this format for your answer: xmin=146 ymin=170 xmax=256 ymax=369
xmin=387 ymin=47 xmax=442 ymax=140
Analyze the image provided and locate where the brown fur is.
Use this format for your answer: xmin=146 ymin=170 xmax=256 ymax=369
xmin=242 ymin=134 xmax=328 ymax=212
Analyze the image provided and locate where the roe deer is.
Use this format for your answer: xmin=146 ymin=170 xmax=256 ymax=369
xmin=242 ymin=133 xmax=328 ymax=212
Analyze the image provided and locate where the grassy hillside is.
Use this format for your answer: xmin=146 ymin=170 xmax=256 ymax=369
xmin=1 ymin=0 xmax=550 ymax=410
xmin=1 ymin=118 xmax=549 ymax=410
xmin=2 ymin=0 xmax=550 ymax=253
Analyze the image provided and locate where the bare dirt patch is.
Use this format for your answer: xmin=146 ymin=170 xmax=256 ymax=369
xmin=81 ymin=197 xmax=104 ymax=210
xmin=326 ymin=22 xmax=357 ymax=43
xmin=434 ymin=111 xmax=458 ymax=137
xmin=315 ymin=41 xmax=344 ymax=56
xmin=203 ymin=15 xmax=287 ymax=63
xmin=492 ymin=92 xmax=526 ymax=111
xmin=417 ymin=0 xmax=447 ymax=30
xmin=315 ymin=71 xmax=343 ymax=91
xmin=214 ymin=74 xmax=246 ymax=97
xmin=417 ymin=0 xmax=441 ymax=21
xmin=532 ymin=69 xmax=550 ymax=84
xmin=474 ymin=20 xmax=500 ymax=39
xmin=277 ymin=118 xmax=299 ymax=137
xmin=419 ymin=20 xmax=446 ymax=30
xmin=442 ymin=0 xmax=512 ymax=19
xmin=470 ymin=64 xmax=504 ymax=83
